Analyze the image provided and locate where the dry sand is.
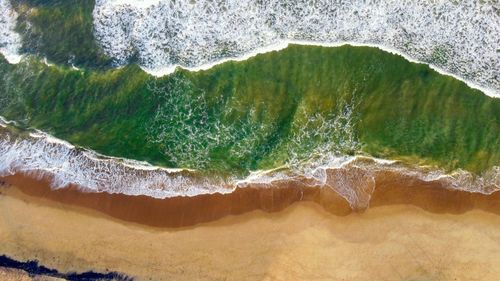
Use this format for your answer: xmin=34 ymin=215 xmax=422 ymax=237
xmin=0 ymin=175 xmax=499 ymax=281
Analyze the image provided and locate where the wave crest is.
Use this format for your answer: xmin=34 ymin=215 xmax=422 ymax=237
xmin=93 ymin=0 xmax=500 ymax=94
xmin=1 ymin=118 xmax=498 ymax=210
xmin=0 ymin=0 xmax=21 ymax=63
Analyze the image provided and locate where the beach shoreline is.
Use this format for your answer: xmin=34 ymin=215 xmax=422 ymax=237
xmin=1 ymin=171 xmax=498 ymax=228
xmin=1 ymin=172 xmax=500 ymax=280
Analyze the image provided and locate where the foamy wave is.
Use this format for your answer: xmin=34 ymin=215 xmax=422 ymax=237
xmin=1 ymin=118 xmax=498 ymax=209
xmin=0 ymin=0 xmax=21 ymax=64
xmin=0 ymin=123 xmax=233 ymax=198
xmin=236 ymin=157 xmax=500 ymax=209
xmin=93 ymin=0 xmax=500 ymax=96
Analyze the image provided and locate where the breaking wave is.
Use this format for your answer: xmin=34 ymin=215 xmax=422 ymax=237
xmin=93 ymin=0 xmax=500 ymax=95
xmin=1 ymin=117 xmax=498 ymax=209
xmin=0 ymin=0 xmax=21 ymax=64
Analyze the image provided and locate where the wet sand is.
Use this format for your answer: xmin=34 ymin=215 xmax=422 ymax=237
xmin=0 ymin=173 xmax=499 ymax=280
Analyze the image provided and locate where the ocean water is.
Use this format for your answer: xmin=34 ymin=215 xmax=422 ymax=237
xmin=0 ymin=0 xmax=21 ymax=63
xmin=1 ymin=119 xmax=499 ymax=207
xmin=3 ymin=0 xmax=498 ymax=94
xmin=0 ymin=0 xmax=498 ymax=207
xmin=92 ymin=0 xmax=499 ymax=93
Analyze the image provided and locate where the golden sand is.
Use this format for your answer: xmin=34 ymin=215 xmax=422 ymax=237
xmin=0 ymin=174 xmax=499 ymax=280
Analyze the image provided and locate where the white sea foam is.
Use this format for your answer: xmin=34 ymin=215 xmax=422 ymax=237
xmin=236 ymin=155 xmax=500 ymax=209
xmin=1 ymin=117 xmax=498 ymax=208
xmin=107 ymin=0 xmax=162 ymax=8
xmin=0 ymin=120 xmax=232 ymax=198
xmin=93 ymin=0 xmax=500 ymax=97
xmin=142 ymin=40 xmax=500 ymax=98
xmin=0 ymin=0 xmax=22 ymax=64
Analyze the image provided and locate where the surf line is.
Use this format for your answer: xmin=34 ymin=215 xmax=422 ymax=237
xmin=141 ymin=40 xmax=499 ymax=99
xmin=1 ymin=40 xmax=497 ymax=98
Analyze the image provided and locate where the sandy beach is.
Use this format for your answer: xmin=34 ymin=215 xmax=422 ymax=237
xmin=0 ymin=172 xmax=499 ymax=280
xmin=0 ymin=1 xmax=498 ymax=279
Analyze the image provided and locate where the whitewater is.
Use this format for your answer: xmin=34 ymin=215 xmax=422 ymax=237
xmin=0 ymin=0 xmax=499 ymax=207
xmin=0 ymin=0 xmax=498 ymax=96
xmin=93 ymin=0 xmax=500 ymax=96
xmin=0 ymin=0 xmax=21 ymax=64
xmin=1 ymin=118 xmax=499 ymax=209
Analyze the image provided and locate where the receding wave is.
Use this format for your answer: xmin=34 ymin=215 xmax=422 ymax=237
xmin=0 ymin=118 xmax=231 ymax=198
xmin=93 ymin=0 xmax=500 ymax=94
xmin=0 ymin=0 xmax=21 ymax=63
xmin=1 ymin=118 xmax=498 ymax=210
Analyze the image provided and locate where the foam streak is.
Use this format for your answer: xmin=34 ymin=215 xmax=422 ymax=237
xmin=1 ymin=117 xmax=498 ymax=208
xmin=94 ymin=0 xmax=500 ymax=96
xmin=0 ymin=0 xmax=21 ymax=64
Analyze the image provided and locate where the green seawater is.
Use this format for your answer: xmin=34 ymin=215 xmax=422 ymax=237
xmin=0 ymin=45 xmax=499 ymax=176
xmin=12 ymin=0 xmax=111 ymax=68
